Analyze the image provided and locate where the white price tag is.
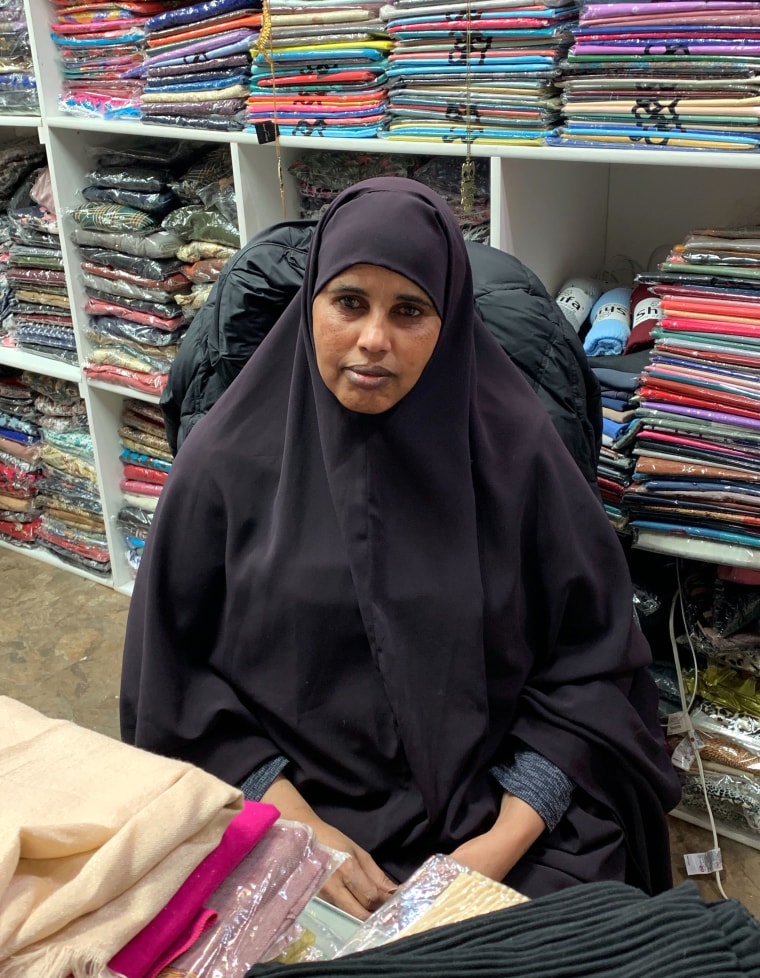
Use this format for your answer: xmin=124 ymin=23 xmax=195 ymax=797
xmin=667 ymin=711 xmax=691 ymax=735
xmin=671 ymin=736 xmax=696 ymax=771
xmin=684 ymin=849 xmax=723 ymax=876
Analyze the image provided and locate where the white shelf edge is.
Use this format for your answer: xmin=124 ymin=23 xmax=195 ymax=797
xmin=670 ymin=806 xmax=760 ymax=853
xmin=44 ymin=115 xmax=259 ymax=146
xmin=39 ymin=114 xmax=760 ymax=169
xmin=85 ymin=379 xmax=162 ymax=405
xmin=0 ymin=538 xmax=112 ymax=588
xmin=0 ymin=346 xmax=80 ymax=382
xmin=0 ymin=115 xmax=42 ymax=129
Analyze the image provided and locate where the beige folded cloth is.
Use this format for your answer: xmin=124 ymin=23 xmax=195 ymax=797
xmin=0 ymin=696 xmax=243 ymax=978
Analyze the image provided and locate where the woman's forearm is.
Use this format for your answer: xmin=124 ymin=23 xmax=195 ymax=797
xmin=449 ymin=792 xmax=546 ymax=882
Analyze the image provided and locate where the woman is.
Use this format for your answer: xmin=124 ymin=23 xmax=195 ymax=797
xmin=120 ymin=177 xmax=680 ymax=920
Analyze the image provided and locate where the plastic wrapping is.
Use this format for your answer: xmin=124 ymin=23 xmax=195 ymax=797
xmin=679 ymin=769 xmax=760 ymax=833
xmin=73 ymin=201 xmax=161 ymax=235
xmin=78 ymin=246 xmax=185 ymax=281
xmin=0 ymin=137 xmax=45 ymax=203
xmin=81 ymin=270 xmax=190 ymax=306
xmin=161 ymin=204 xmax=240 ymax=248
xmin=175 ymin=240 xmax=237 ymax=263
xmin=162 ymin=820 xmax=346 ymax=976
xmin=198 ymin=175 xmax=238 ymax=225
xmin=668 ymin=727 xmax=760 ymax=778
xmin=170 ymin=145 xmax=234 ymax=204
xmin=337 ymin=855 xmax=528 ymax=957
xmin=683 ymin=663 xmax=760 ymax=722
xmin=72 ymin=226 xmax=185 ymax=260
xmin=81 ymin=184 xmax=179 ymax=217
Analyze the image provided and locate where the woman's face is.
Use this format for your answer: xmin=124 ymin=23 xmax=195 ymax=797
xmin=312 ymin=263 xmax=442 ymax=414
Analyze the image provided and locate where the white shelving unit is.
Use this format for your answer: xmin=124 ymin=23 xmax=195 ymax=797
xmin=3 ymin=10 xmax=759 ymax=577
xmin=3 ymin=0 xmax=760 ymax=851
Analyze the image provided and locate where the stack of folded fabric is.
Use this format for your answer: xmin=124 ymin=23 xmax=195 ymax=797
xmin=136 ymin=0 xmax=262 ymax=131
xmin=0 ymin=0 xmax=38 ymax=116
xmin=622 ymin=225 xmax=760 ymax=551
xmin=31 ymin=374 xmax=111 ymax=577
xmin=5 ymin=166 xmax=76 ymax=363
xmin=289 ymin=149 xmax=421 ymax=218
xmin=0 ymin=209 xmax=12 ymax=340
xmin=0 ymin=368 xmax=42 ymax=547
xmin=553 ymin=1 xmax=760 ymax=151
xmin=1 ymin=696 xmax=342 ymax=978
xmin=117 ymin=397 xmax=172 ymax=575
xmin=288 ymin=150 xmax=489 ymax=240
xmin=72 ymin=147 xmax=196 ymax=396
xmin=0 ymin=140 xmax=46 ymax=345
xmin=247 ymin=0 xmax=392 ymax=138
xmin=378 ymin=0 xmax=577 ymax=144
xmin=50 ymin=0 xmax=170 ymax=120
xmin=593 ymin=363 xmax=640 ymax=531
xmin=413 ymin=156 xmax=490 ymax=242
xmin=250 ymin=877 xmax=760 ymax=978
xmin=161 ymin=145 xmax=241 ymax=318
xmin=653 ymin=565 xmax=760 ymax=839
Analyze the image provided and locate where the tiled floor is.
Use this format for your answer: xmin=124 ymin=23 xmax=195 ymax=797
xmin=1 ymin=545 xmax=759 ymax=917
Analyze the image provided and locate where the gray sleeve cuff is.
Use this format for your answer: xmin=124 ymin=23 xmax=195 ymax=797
xmin=490 ymin=748 xmax=574 ymax=832
xmin=238 ymin=755 xmax=289 ymax=801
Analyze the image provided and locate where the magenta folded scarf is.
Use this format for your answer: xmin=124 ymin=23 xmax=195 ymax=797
xmin=108 ymin=800 xmax=280 ymax=978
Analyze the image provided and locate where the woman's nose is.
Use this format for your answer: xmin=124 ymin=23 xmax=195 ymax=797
xmin=358 ymin=310 xmax=391 ymax=351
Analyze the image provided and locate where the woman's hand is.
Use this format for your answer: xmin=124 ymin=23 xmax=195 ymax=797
xmin=449 ymin=792 xmax=545 ymax=883
xmin=261 ymin=775 xmax=397 ymax=920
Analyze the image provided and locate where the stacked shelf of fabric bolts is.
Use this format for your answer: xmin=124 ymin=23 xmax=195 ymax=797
xmin=42 ymin=0 xmax=760 ymax=151
xmin=0 ymin=0 xmax=38 ymax=116
xmin=379 ymin=0 xmax=575 ymax=144
xmin=246 ymin=0 xmax=392 ymax=137
xmin=117 ymin=397 xmax=172 ymax=576
xmin=0 ymin=368 xmax=109 ymax=575
xmin=552 ymin=1 xmax=760 ymax=152
xmin=73 ymin=142 xmax=241 ymax=397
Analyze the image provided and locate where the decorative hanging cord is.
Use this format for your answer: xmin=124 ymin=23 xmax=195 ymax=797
xmin=459 ymin=0 xmax=475 ymax=215
xmin=256 ymin=0 xmax=287 ymax=220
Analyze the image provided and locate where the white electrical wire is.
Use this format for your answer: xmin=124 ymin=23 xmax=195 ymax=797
xmin=668 ymin=561 xmax=729 ymax=900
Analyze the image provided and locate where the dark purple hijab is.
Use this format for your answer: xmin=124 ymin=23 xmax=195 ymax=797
xmin=121 ymin=178 xmax=679 ymax=895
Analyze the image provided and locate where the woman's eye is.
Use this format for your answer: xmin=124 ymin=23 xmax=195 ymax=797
xmin=337 ymin=295 xmax=362 ymax=310
xmin=397 ymin=305 xmax=421 ymax=318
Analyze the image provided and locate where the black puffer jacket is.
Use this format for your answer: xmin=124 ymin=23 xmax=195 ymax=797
xmin=160 ymin=221 xmax=602 ymax=488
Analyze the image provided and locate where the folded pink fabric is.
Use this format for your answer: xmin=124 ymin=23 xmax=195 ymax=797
xmin=108 ymin=800 xmax=280 ymax=978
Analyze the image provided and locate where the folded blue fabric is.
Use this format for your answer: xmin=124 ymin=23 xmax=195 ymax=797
xmin=146 ymin=0 xmax=258 ymax=32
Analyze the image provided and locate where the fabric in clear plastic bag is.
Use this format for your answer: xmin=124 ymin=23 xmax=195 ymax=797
xmin=89 ymin=315 xmax=181 ymax=349
xmin=161 ymin=205 xmax=240 ymax=248
xmin=83 ymin=165 xmax=172 ymax=194
xmin=72 ymin=226 xmax=185 ymax=259
xmin=73 ymin=202 xmax=161 ymax=235
xmin=679 ymin=769 xmax=760 ymax=833
xmin=81 ymin=184 xmax=179 ymax=216
xmin=160 ymin=820 xmax=345 ymax=977
xmin=83 ymin=363 xmax=168 ymax=395
xmin=78 ymin=245 xmax=185 ymax=281
xmin=337 ymin=855 xmax=528 ymax=957
xmin=81 ymin=270 xmax=190 ymax=306
xmin=176 ymin=240 xmax=237 ymax=263
xmin=171 ymin=145 xmax=234 ymax=204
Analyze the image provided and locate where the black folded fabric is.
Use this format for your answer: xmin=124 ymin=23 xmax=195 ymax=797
xmin=248 ymin=881 xmax=760 ymax=978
